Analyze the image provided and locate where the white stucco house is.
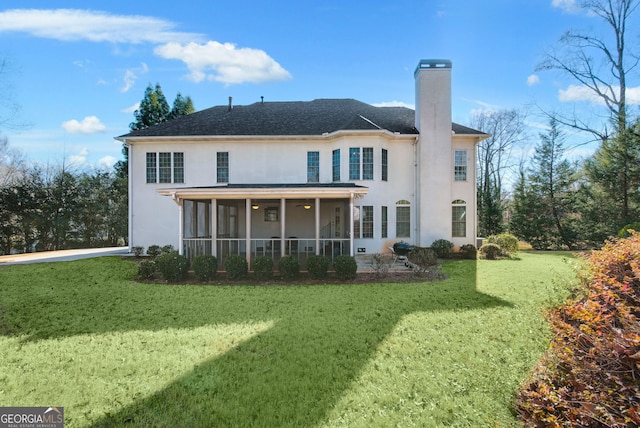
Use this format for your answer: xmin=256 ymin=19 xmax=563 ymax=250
xmin=117 ymin=59 xmax=489 ymax=269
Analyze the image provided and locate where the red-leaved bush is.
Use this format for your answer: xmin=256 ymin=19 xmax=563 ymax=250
xmin=517 ymin=232 xmax=640 ymax=427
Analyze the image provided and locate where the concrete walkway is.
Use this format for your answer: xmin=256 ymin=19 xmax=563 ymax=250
xmin=0 ymin=247 xmax=129 ymax=265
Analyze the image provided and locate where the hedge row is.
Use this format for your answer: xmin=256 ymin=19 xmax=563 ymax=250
xmin=517 ymin=233 xmax=640 ymax=427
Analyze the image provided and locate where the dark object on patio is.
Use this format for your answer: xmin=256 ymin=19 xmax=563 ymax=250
xmin=390 ymin=241 xmax=414 ymax=263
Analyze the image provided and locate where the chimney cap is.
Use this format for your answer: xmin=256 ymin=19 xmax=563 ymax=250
xmin=414 ymin=59 xmax=452 ymax=76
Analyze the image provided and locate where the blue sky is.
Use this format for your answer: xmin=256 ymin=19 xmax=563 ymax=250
xmin=0 ymin=0 xmax=637 ymax=169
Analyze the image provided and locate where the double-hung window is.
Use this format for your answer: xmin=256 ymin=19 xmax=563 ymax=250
xmin=454 ymin=150 xmax=467 ymax=181
xmin=332 ymin=149 xmax=340 ymax=182
xmin=362 ymin=206 xmax=373 ymax=238
xmin=381 ymin=148 xmax=388 ymax=181
xmin=452 ymin=199 xmax=466 ymax=237
xmin=396 ymin=200 xmax=411 ymax=238
xmin=217 ymin=152 xmax=229 ymax=183
xmin=349 ymin=148 xmax=360 ymax=180
xmin=307 ymin=151 xmax=319 ymax=183
xmin=146 ymin=153 xmax=157 ymax=183
xmin=362 ymin=148 xmax=373 ymax=180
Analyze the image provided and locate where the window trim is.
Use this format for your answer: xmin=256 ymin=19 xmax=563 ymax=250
xmin=395 ymin=200 xmax=411 ymax=238
xmin=454 ymin=150 xmax=467 ymax=181
xmin=332 ymin=149 xmax=340 ymax=182
xmin=307 ymin=151 xmax=320 ymax=183
xmin=217 ymin=152 xmax=229 ymax=183
xmin=452 ymin=199 xmax=467 ymax=238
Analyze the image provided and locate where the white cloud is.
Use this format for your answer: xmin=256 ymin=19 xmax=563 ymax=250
xmin=122 ymin=102 xmax=140 ymax=114
xmin=68 ymin=147 xmax=89 ymax=166
xmin=558 ymin=84 xmax=640 ymax=105
xmin=527 ymin=74 xmax=540 ymax=86
xmin=154 ymin=41 xmax=292 ymax=84
xmin=0 ymin=9 xmax=202 ymax=44
xmin=62 ymin=116 xmax=106 ymax=134
xmin=373 ymin=100 xmax=414 ymax=109
xmin=121 ymin=62 xmax=148 ymax=93
xmin=98 ymin=155 xmax=117 ymax=169
xmin=551 ymin=0 xmax=581 ymax=13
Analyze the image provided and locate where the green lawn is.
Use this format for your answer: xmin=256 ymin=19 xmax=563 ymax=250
xmin=0 ymin=252 xmax=576 ymax=427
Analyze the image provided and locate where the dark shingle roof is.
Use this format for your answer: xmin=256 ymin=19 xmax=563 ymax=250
xmin=119 ymin=98 xmax=484 ymax=138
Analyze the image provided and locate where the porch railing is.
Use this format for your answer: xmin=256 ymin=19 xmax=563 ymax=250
xmin=182 ymin=238 xmax=351 ymax=270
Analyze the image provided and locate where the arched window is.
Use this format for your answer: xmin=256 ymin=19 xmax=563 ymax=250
xmin=452 ymin=200 xmax=466 ymax=237
xmin=396 ymin=200 xmax=411 ymax=238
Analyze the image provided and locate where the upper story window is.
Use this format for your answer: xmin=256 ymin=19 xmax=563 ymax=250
xmin=307 ymin=151 xmax=319 ymax=183
xmin=362 ymin=147 xmax=373 ymax=180
xmin=454 ymin=150 xmax=467 ymax=181
xmin=349 ymin=147 xmax=374 ymax=180
xmin=332 ymin=149 xmax=340 ymax=182
xmin=146 ymin=152 xmax=184 ymax=184
xmin=146 ymin=153 xmax=157 ymax=183
xmin=349 ymin=148 xmax=360 ymax=180
xmin=217 ymin=152 xmax=229 ymax=183
xmin=382 ymin=148 xmax=388 ymax=181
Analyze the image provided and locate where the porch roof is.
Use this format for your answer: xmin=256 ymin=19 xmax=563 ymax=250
xmin=157 ymin=183 xmax=369 ymax=200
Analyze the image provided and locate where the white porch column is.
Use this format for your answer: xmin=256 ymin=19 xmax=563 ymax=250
xmin=211 ymin=198 xmax=217 ymax=258
xmin=315 ymin=198 xmax=320 ymax=255
xmin=349 ymin=193 xmax=355 ymax=256
xmin=178 ymin=197 xmax=184 ymax=255
xmin=245 ymin=198 xmax=252 ymax=267
xmin=280 ymin=198 xmax=286 ymax=257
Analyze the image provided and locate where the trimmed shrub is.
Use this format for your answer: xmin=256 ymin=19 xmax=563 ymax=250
xmin=307 ymin=255 xmax=330 ymax=279
xmin=278 ymin=255 xmax=300 ymax=281
xmin=155 ymin=251 xmax=190 ymax=282
xmin=147 ymin=245 xmax=162 ymax=257
xmin=192 ymin=254 xmax=217 ymax=282
xmin=459 ymin=244 xmax=477 ymax=260
xmin=224 ymin=255 xmax=248 ymax=280
xmin=136 ymin=259 xmax=156 ymax=279
xmin=408 ymin=247 xmax=438 ymax=268
xmin=479 ymin=243 xmax=501 ymax=260
xmin=334 ymin=254 xmax=357 ymax=280
xmin=253 ymin=256 xmax=274 ymax=281
xmin=486 ymin=233 xmax=518 ymax=255
xmin=132 ymin=246 xmax=145 ymax=257
xmin=431 ymin=239 xmax=454 ymax=259
xmin=517 ymin=233 xmax=640 ymax=427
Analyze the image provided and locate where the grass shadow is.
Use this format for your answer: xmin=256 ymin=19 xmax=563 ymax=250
xmin=0 ymin=257 xmax=512 ymax=427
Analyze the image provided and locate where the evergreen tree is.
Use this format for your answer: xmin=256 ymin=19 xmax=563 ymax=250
xmin=510 ymin=119 xmax=579 ymax=249
xmin=129 ymin=84 xmax=171 ymax=131
xmin=528 ymin=119 xmax=578 ymax=249
xmin=583 ymin=118 xmax=640 ymax=232
xmin=169 ymin=92 xmax=195 ymax=119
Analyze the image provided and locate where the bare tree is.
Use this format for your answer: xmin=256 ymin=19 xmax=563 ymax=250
xmin=539 ymin=0 xmax=640 ymax=227
xmin=471 ymin=109 xmax=527 ymax=236
xmin=0 ymin=137 xmax=26 ymax=188
xmin=537 ymin=0 xmax=639 ymax=141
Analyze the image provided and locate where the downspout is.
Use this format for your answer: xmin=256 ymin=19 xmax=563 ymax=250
xmin=126 ymin=141 xmax=133 ymax=251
